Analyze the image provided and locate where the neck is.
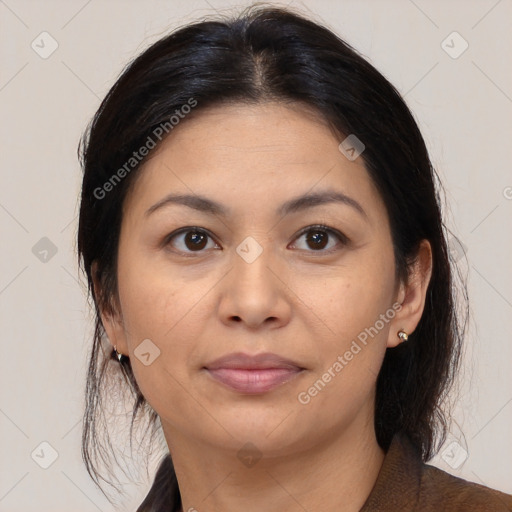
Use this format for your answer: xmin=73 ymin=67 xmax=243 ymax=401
xmin=164 ymin=407 xmax=385 ymax=512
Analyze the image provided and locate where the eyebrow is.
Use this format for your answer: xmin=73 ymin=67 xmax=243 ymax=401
xmin=145 ymin=189 xmax=368 ymax=220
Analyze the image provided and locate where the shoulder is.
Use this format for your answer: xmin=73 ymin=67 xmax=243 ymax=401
xmin=360 ymin=433 xmax=512 ymax=512
xmin=418 ymin=462 xmax=512 ymax=511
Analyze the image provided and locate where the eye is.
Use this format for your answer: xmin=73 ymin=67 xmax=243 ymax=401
xmin=164 ymin=227 xmax=219 ymax=254
xmin=290 ymin=224 xmax=348 ymax=253
xmin=163 ymin=224 xmax=348 ymax=255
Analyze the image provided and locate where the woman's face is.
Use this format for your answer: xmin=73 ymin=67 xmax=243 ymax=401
xmin=102 ymin=101 xmax=423 ymax=457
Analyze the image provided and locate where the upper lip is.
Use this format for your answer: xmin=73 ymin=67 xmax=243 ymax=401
xmin=204 ymin=352 xmax=304 ymax=371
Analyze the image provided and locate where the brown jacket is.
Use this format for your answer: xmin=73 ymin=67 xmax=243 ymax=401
xmin=138 ymin=433 xmax=512 ymax=511
xmin=360 ymin=433 xmax=512 ymax=511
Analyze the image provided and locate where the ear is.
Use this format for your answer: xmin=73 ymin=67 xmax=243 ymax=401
xmin=91 ymin=260 xmax=129 ymax=355
xmin=387 ymin=239 xmax=433 ymax=348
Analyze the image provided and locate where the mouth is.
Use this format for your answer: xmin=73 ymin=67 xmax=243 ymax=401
xmin=205 ymin=367 xmax=304 ymax=394
xmin=203 ymin=352 xmax=305 ymax=394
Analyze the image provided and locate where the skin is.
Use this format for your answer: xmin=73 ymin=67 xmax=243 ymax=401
xmin=96 ymin=101 xmax=432 ymax=512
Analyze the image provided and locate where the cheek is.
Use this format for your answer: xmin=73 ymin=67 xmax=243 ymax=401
xmin=115 ymin=246 xmax=228 ymax=387
xmin=292 ymin=252 xmax=395 ymax=342
xmin=291 ymin=250 xmax=395 ymax=398
xmin=117 ymin=244 xmax=205 ymax=340
xmin=115 ymin=260 xmax=205 ymax=419
xmin=293 ymin=275 xmax=391 ymax=425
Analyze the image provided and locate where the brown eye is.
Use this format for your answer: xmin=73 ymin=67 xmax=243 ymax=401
xmin=291 ymin=225 xmax=347 ymax=253
xmin=165 ymin=228 xmax=218 ymax=253
xmin=305 ymin=229 xmax=329 ymax=250
xmin=184 ymin=231 xmax=208 ymax=250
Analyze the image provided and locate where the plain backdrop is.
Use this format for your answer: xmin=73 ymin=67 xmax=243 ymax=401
xmin=1 ymin=0 xmax=511 ymax=510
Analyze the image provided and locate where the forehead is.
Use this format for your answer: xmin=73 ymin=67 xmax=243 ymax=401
xmin=122 ymin=101 xmax=384 ymax=223
xmin=158 ymin=101 xmax=341 ymax=159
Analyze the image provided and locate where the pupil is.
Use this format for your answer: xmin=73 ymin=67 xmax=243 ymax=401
xmin=307 ymin=230 xmax=327 ymax=250
xmin=186 ymin=232 xmax=207 ymax=250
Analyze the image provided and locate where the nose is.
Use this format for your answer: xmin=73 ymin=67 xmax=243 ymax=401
xmin=217 ymin=236 xmax=292 ymax=330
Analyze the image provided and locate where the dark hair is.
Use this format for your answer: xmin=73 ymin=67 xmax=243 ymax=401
xmin=77 ymin=4 xmax=467 ymax=511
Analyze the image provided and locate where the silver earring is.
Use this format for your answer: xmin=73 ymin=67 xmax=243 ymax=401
xmin=113 ymin=345 xmax=125 ymax=362
xmin=397 ymin=330 xmax=409 ymax=342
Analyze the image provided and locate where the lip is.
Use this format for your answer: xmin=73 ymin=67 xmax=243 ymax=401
xmin=204 ymin=352 xmax=305 ymax=394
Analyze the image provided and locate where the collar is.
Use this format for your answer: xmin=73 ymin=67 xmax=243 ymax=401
xmin=359 ymin=433 xmax=422 ymax=511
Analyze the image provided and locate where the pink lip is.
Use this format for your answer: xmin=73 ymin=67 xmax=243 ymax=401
xmin=204 ymin=352 xmax=305 ymax=394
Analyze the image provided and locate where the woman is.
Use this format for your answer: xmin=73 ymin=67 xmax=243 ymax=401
xmin=77 ymin=5 xmax=512 ymax=511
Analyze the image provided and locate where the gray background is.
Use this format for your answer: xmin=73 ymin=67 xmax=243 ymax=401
xmin=1 ymin=0 xmax=511 ymax=510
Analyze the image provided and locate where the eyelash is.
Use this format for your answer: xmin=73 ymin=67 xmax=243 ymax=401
xmin=163 ymin=224 xmax=349 ymax=256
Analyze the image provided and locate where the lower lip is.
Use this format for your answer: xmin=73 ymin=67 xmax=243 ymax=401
xmin=205 ymin=367 xmax=303 ymax=394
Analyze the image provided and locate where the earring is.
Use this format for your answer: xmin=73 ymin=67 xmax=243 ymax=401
xmin=113 ymin=345 xmax=125 ymax=362
xmin=397 ymin=330 xmax=409 ymax=342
